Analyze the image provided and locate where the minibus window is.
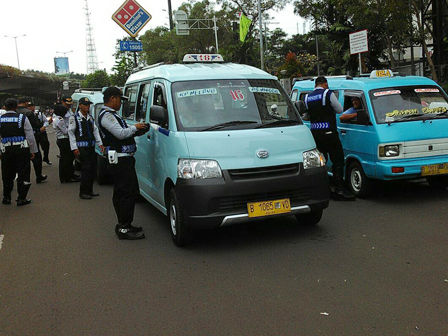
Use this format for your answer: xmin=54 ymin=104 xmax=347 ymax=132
xmin=370 ymin=86 xmax=448 ymax=124
xmin=136 ymin=84 xmax=151 ymax=122
xmin=123 ymin=86 xmax=138 ymax=120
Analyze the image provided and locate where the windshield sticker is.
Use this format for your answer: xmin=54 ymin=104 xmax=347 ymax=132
xmin=249 ymin=87 xmax=281 ymax=95
xmin=373 ymin=90 xmax=401 ymax=97
xmin=415 ymin=88 xmax=440 ymax=93
xmin=386 ymin=109 xmax=420 ymax=118
xmin=177 ymin=88 xmax=217 ymax=98
xmin=230 ymin=90 xmax=245 ymax=101
xmin=422 ymin=106 xmax=447 ymax=114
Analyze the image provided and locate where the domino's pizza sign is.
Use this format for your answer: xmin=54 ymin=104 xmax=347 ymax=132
xmin=112 ymin=0 xmax=152 ymax=37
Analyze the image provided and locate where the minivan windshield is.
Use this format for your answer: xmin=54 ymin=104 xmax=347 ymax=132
xmin=172 ymin=79 xmax=301 ymax=131
xmin=370 ymin=86 xmax=448 ymax=124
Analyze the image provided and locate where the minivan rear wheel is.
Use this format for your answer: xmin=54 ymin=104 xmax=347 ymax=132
xmin=347 ymin=161 xmax=372 ymax=198
xmin=169 ymin=189 xmax=193 ymax=247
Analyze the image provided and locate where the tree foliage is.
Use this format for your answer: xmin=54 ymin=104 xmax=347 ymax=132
xmin=82 ymin=70 xmax=110 ymax=88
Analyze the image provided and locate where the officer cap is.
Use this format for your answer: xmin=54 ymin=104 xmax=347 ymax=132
xmin=103 ymin=86 xmax=129 ymax=100
xmin=4 ymin=98 xmax=18 ymax=110
xmin=62 ymin=96 xmax=73 ymax=105
xmin=79 ymin=97 xmax=93 ymax=105
xmin=315 ymin=76 xmax=327 ymax=85
xmin=18 ymin=96 xmax=32 ymax=105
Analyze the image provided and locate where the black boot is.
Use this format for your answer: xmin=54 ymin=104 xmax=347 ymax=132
xmin=116 ymin=224 xmax=145 ymax=240
xmin=17 ymin=182 xmax=31 ymax=205
xmin=332 ymin=188 xmax=356 ymax=201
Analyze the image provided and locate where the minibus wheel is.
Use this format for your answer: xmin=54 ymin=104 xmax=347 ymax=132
xmin=169 ymin=189 xmax=193 ymax=247
xmin=347 ymin=161 xmax=371 ymax=198
xmin=426 ymin=175 xmax=448 ymax=190
xmin=295 ymin=210 xmax=323 ymax=226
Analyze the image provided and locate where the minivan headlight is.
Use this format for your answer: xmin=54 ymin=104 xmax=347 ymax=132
xmin=379 ymin=145 xmax=400 ymax=157
xmin=303 ymin=149 xmax=326 ymax=169
xmin=178 ymin=159 xmax=222 ymax=179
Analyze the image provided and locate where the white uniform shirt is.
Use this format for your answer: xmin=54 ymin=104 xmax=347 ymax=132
xmin=68 ymin=111 xmax=103 ymax=151
xmin=52 ymin=116 xmax=69 ymax=138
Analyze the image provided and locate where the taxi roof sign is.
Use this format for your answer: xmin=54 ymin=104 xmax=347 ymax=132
xmin=183 ymin=54 xmax=224 ymax=63
xmin=370 ymin=69 xmax=394 ymax=78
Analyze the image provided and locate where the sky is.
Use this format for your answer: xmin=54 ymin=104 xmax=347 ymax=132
xmin=0 ymin=0 xmax=308 ymax=75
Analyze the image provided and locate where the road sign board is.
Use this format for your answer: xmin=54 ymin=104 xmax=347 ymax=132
xmin=119 ymin=41 xmax=143 ymax=52
xmin=112 ymin=0 xmax=152 ymax=38
xmin=349 ymin=29 xmax=369 ymax=55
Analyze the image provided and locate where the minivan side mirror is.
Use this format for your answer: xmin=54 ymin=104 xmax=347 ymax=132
xmin=294 ymin=101 xmax=306 ymax=115
xmin=150 ymin=105 xmax=168 ymax=128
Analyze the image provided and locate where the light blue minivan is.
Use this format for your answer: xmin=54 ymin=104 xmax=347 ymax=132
xmin=291 ymin=70 xmax=448 ymax=197
xmin=113 ymin=54 xmax=330 ymax=246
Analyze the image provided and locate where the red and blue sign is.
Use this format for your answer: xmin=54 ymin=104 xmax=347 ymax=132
xmin=112 ymin=0 xmax=152 ymax=37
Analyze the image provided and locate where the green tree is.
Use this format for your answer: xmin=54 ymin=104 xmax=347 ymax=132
xmin=82 ymin=70 xmax=110 ymax=88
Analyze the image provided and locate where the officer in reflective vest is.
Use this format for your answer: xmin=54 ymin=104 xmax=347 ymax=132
xmin=0 ymin=98 xmax=38 ymax=206
xmin=98 ymin=86 xmax=149 ymax=240
xmin=304 ymin=76 xmax=355 ymax=201
xmin=68 ymin=97 xmax=104 ymax=200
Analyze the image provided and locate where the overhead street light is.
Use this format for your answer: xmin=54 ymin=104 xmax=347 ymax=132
xmin=56 ymin=50 xmax=73 ymax=57
xmin=4 ymin=34 xmax=26 ymax=70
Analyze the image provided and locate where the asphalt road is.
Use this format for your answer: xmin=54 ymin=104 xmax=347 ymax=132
xmin=1 ymin=131 xmax=447 ymax=336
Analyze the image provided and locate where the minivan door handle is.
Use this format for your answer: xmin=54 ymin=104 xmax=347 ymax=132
xmin=340 ymin=130 xmax=347 ymax=135
xmin=147 ymin=133 xmax=151 ymax=140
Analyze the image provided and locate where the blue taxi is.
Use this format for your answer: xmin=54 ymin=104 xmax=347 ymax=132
xmin=291 ymin=70 xmax=448 ymax=197
xmin=115 ymin=54 xmax=330 ymax=246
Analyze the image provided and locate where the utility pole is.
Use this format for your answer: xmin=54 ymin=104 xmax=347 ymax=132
xmin=258 ymin=0 xmax=264 ymax=70
xmin=167 ymin=0 xmax=174 ymax=30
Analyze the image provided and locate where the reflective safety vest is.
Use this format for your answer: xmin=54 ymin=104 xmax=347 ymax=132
xmin=0 ymin=112 xmax=26 ymax=144
xmin=98 ymin=109 xmax=136 ymax=153
xmin=305 ymin=89 xmax=337 ymax=131
xmin=74 ymin=113 xmax=96 ymax=148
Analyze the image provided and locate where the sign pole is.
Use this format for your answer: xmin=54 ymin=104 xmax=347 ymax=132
xmin=358 ymin=53 xmax=362 ymax=75
xmin=213 ymin=16 xmax=219 ymax=53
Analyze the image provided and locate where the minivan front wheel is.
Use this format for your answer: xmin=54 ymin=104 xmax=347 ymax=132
xmin=295 ymin=210 xmax=323 ymax=226
xmin=169 ymin=189 xmax=193 ymax=247
xmin=426 ymin=175 xmax=448 ymax=190
xmin=347 ymin=161 xmax=371 ymax=198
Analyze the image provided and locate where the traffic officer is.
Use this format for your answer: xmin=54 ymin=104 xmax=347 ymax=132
xmin=68 ymin=97 xmax=104 ymax=199
xmin=18 ymin=97 xmax=47 ymax=183
xmin=304 ymin=76 xmax=355 ymax=201
xmin=35 ymin=106 xmax=52 ymax=165
xmin=53 ymin=105 xmax=79 ymax=183
xmin=98 ymin=86 xmax=148 ymax=240
xmin=0 ymin=98 xmax=38 ymax=206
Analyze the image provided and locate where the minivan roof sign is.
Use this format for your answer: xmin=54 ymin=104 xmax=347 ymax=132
xmin=183 ymin=54 xmax=224 ymax=63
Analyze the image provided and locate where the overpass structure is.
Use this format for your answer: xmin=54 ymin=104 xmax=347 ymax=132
xmin=0 ymin=66 xmax=77 ymax=106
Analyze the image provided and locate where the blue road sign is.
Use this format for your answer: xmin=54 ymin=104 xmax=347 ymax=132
xmin=119 ymin=41 xmax=143 ymax=52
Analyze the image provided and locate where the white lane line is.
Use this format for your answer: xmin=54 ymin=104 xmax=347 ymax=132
xmin=0 ymin=235 xmax=4 ymax=251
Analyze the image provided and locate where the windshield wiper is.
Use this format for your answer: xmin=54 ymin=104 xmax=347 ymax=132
xmin=432 ymin=110 xmax=448 ymax=118
xmin=256 ymin=119 xmax=301 ymax=129
xmin=200 ymin=120 xmax=258 ymax=131
xmin=395 ymin=113 xmax=427 ymax=122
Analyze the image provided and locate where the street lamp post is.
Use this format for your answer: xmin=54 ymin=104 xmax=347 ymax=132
xmin=56 ymin=50 xmax=73 ymax=57
xmin=4 ymin=34 xmax=26 ymax=70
